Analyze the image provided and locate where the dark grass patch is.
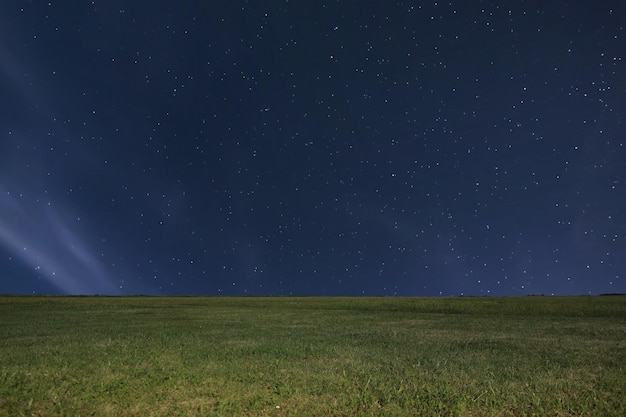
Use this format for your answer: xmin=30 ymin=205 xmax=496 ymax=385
xmin=1 ymin=295 xmax=624 ymax=416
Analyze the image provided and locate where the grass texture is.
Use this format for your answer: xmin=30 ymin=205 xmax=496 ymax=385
xmin=1 ymin=296 xmax=624 ymax=416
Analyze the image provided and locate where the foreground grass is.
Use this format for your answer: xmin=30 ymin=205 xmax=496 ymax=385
xmin=0 ymin=296 xmax=624 ymax=416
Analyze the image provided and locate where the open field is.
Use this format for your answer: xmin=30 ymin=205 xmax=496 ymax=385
xmin=0 ymin=296 xmax=624 ymax=416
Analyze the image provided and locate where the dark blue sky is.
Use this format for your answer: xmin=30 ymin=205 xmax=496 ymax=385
xmin=1 ymin=1 xmax=624 ymax=296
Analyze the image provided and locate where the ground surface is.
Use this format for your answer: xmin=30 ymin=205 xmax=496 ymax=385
xmin=1 ymin=296 xmax=624 ymax=416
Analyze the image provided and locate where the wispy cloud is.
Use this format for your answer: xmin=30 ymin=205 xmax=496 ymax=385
xmin=0 ymin=186 xmax=121 ymax=294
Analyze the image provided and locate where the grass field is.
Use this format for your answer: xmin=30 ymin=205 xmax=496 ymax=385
xmin=0 ymin=296 xmax=624 ymax=416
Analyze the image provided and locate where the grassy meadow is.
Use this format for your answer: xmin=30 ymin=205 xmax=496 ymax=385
xmin=0 ymin=295 xmax=624 ymax=416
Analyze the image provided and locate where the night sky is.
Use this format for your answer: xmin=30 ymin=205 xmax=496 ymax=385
xmin=1 ymin=1 xmax=624 ymax=296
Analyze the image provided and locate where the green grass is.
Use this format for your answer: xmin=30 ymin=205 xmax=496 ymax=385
xmin=1 ymin=296 xmax=624 ymax=416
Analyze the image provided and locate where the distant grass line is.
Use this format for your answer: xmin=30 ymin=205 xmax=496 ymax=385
xmin=1 ymin=296 xmax=624 ymax=416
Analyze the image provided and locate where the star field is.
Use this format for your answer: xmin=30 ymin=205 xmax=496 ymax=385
xmin=1 ymin=1 xmax=624 ymax=296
